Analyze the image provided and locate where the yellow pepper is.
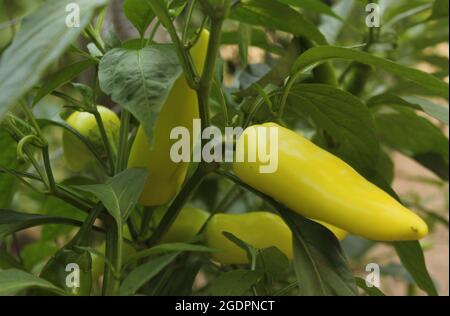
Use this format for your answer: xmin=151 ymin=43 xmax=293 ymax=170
xmin=233 ymin=123 xmax=428 ymax=241
xmin=62 ymin=105 xmax=119 ymax=172
xmin=206 ymin=212 xmax=292 ymax=264
xmin=205 ymin=212 xmax=346 ymax=265
xmin=128 ymin=30 xmax=210 ymax=206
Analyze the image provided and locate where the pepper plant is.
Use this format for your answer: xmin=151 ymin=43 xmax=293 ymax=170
xmin=0 ymin=0 xmax=448 ymax=296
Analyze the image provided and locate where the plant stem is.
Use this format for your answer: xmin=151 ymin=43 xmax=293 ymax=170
xmin=85 ymin=25 xmax=105 ymax=54
xmin=182 ymin=0 xmax=198 ymax=45
xmin=116 ymin=109 xmax=131 ymax=173
xmin=139 ymin=206 xmax=156 ymax=241
xmin=20 ymin=102 xmax=45 ymax=141
xmin=23 ymin=147 xmax=47 ymax=188
xmin=146 ymin=164 xmax=210 ymax=246
xmin=197 ymin=16 xmax=226 ymax=129
xmin=52 ymin=188 xmax=93 ymax=212
xmin=93 ymin=110 xmax=115 ymax=175
xmin=0 ymin=168 xmax=41 ymax=193
xmin=147 ymin=21 xmax=161 ymax=45
xmin=42 ymin=145 xmax=56 ymax=192
xmin=148 ymin=0 xmax=200 ymax=89
xmin=102 ymin=215 xmax=122 ymax=296
xmin=72 ymin=203 xmax=103 ymax=246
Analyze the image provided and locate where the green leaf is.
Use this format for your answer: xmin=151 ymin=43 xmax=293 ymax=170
xmin=238 ymin=38 xmax=303 ymax=97
xmin=255 ymin=247 xmax=289 ymax=281
xmin=125 ymin=243 xmax=216 ymax=265
xmin=0 ymin=251 xmax=23 ymax=271
xmin=210 ymin=270 xmax=263 ymax=296
xmin=39 ymin=179 xmax=88 ymax=241
xmin=430 ymin=0 xmax=449 ymax=20
xmin=279 ymin=208 xmax=357 ymax=296
xmin=124 ymin=0 xmax=155 ymax=37
xmin=287 ymin=84 xmax=380 ymax=175
xmin=355 ymin=277 xmax=386 ymax=296
xmin=279 ymin=0 xmax=342 ymax=20
xmin=238 ymin=23 xmax=251 ymax=67
xmin=98 ymin=45 xmax=182 ymax=146
xmin=120 ymin=252 xmax=179 ymax=296
xmin=74 ymin=168 xmax=148 ymax=224
xmin=150 ymin=256 xmax=202 ymax=296
xmin=0 ymin=0 xmax=109 ymax=119
xmin=292 ymin=46 xmax=449 ymax=99
xmin=394 ymin=241 xmax=438 ymax=296
xmin=21 ymin=241 xmax=59 ymax=271
xmin=33 ymin=60 xmax=96 ymax=106
xmin=0 ymin=209 xmax=82 ymax=239
xmin=373 ymin=106 xmax=449 ymax=180
xmin=368 ymin=93 xmax=449 ymax=125
xmin=0 ymin=269 xmax=65 ymax=296
xmin=0 ymin=131 xmax=19 ymax=208
xmin=230 ymin=0 xmax=327 ymax=45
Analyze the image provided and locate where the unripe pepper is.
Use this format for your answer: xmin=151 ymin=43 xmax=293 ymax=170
xmin=205 ymin=212 xmax=346 ymax=265
xmin=152 ymin=207 xmax=210 ymax=243
xmin=233 ymin=123 xmax=429 ymax=241
xmin=128 ymin=30 xmax=210 ymax=206
xmin=62 ymin=105 xmax=120 ymax=172
xmin=206 ymin=212 xmax=292 ymax=264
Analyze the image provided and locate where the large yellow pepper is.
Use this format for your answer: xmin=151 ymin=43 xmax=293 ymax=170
xmin=233 ymin=123 xmax=429 ymax=241
xmin=128 ymin=30 xmax=210 ymax=206
xmin=205 ymin=212 xmax=346 ymax=265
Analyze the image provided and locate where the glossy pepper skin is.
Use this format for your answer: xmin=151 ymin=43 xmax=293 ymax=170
xmin=233 ymin=123 xmax=429 ymax=241
xmin=152 ymin=207 xmax=210 ymax=243
xmin=205 ymin=212 xmax=346 ymax=265
xmin=128 ymin=30 xmax=210 ymax=206
xmin=205 ymin=212 xmax=292 ymax=264
xmin=38 ymin=247 xmax=92 ymax=296
xmin=62 ymin=105 xmax=120 ymax=172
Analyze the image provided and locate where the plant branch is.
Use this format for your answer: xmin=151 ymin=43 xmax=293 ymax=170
xmin=93 ymin=110 xmax=115 ymax=175
xmin=182 ymin=0 xmax=198 ymax=45
xmin=115 ymin=109 xmax=130 ymax=173
xmin=146 ymin=164 xmax=211 ymax=246
xmin=42 ymin=145 xmax=56 ymax=192
xmin=148 ymin=0 xmax=200 ymax=89
xmin=102 ymin=215 xmax=121 ymax=296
